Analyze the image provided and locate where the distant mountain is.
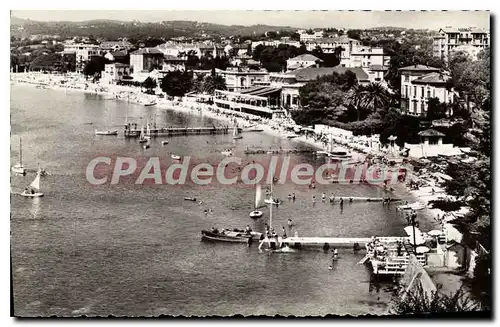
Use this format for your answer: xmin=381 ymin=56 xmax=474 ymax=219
xmin=10 ymin=16 xmax=298 ymax=39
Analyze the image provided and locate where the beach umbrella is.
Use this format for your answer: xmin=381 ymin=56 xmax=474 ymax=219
xmin=416 ymin=246 xmax=430 ymax=254
xmin=404 ymin=226 xmax=426 ymax=245
xmin=428 ymin=230 xmax=443 ymax=237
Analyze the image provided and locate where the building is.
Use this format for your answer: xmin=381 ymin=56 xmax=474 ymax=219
xmin=162 ymin=55 xmax=186 ymax=71
xmin=217 ymin=68 xmax=270 ymax=92
xmin=286 ymin=54 xmax=323 ymax=71
xmin=270 ymin=65 xmax=370 ymax=109
xmin=199 ymin=44 xmax=226 ymax=58
xmin=224 ymin=44 xmax=249 ymax=57
xmin=366 ymin=65 xmax=389 ymax=85
xmin=129 ymin=48 xmax=164 ymax=73
xmin=104 ymin=51 xmax=128 ymax=64
xmin=305 ymin=37 xmax=362 ymax=63
xmin=100 ymin=63 xmax=131 ymax=84
xmin=299 ymin=30 xmax=325 ymax=42
xmin=404 ymin=129 xmax=464 ymax=158
xmin=399 ymin=65 xmax=455 ymax=116
xmin=63 ymin=43 xmax=103 ymax=73
xmin=344 ymin=46 xmax=390 ymax=68
xmin=213 ymin=88 xmax=282 ymax=118
xmin=251 ymin=40 xmax=301 ymax=51
xmin=433 ymin=26 xmax=490 ymax=60
xmin=99 ymin=40 xmax=134 ymax=52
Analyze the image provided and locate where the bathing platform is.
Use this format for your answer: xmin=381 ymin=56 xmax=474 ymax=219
xmin=124 ymin=127 xmax=239 ymax=137
xmin=260 ymin=236 xmax=407 ymax=249
xmin=327 ymin=196 xmax=402 ymax=202
xmin=244 ymin=148 xmax=316 ymax=155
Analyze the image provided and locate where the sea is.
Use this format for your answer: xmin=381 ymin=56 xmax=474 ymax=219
xmin=11 ymin=84 xmax=414 ymax=316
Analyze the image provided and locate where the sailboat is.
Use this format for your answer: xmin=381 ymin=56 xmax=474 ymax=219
xmin=138 ymin=124 xmax=147 ymax=143
xmin=145 ymin=120 xmax=152 ymax=140
xmin=21 ymin=171 xmax=44 ymax=197
xmin=12 ymin=137 xmax=26 ymax=175
xmin=232 ymin=123 xmax=242 ymax=140
xmin=249 ymin=184 xmax=264 ymax=218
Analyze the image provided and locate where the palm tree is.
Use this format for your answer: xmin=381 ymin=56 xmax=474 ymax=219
xmin=361 ymin=82 xmax=391 ymax=112
xmin=347 ymin=84 xmax=367 ymax=121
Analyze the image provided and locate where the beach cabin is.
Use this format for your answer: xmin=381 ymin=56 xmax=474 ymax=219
xmin=404 ymin=129 xmax=463 ymax=159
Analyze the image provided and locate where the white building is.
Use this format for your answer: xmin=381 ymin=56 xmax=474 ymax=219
xmin=63 ymin=43 xmax=103 ymax=72
xmin=433 ymin=26 xmax=490 ymax=61
xmin=305 ymin=37 xmax=362 ymax=62
xmin=100 ymin=63 xmax=131 ymax=84
xmin=404 ymin=129 xmax=464 ymax=158
xmin=129 ymin=48 xmax=164 ymax=73
xmin=217 ymin=68 xmax=270 ymax=93
xmin=399 ymin=65 xmax=455 ymax=116
xmin=286 ymin=54 xmax=322 ymax=71
xmin=251 ymin=40 xmax=301 ymax=51
xmin=299 ymin=30 xmax=325 ymax=42
xmin=344 ymin=46 xmax=390 ymax=68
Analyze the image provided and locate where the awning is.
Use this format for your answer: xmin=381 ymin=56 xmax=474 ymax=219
xmin=241 ymin=87 xmax=281 ymax=97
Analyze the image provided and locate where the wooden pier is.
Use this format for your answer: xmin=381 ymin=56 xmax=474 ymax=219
xmin=260 ymin=236 xmax=407 ymax=249
xmin=124 ymin=126 xmax=238 ymax=137
xmin=244 ymin=148 xmax=316 ymax=155
xmin=328 ymin=196 xmax=402 ymax=202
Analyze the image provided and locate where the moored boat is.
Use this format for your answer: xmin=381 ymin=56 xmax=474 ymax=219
xmin=201 ymin=229 xmax=262 ymax=243
xmin=171 ymin=154 xmax=181 ymax=160
xmin=11 ymin=137 xmax=26 ymax=175
xmin=95 ymin=130 xmax=118 ymax=135
xmin=249 ymin=184 xmax=264 ymax=219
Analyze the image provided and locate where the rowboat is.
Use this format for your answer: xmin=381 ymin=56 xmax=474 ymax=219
xmin=201 ymin=230 xmax=262 ymax=243
xmin=95 ymin=130 xmax=118 ymax=135
xmin=171 ymin=154 xmax=181 ymax=160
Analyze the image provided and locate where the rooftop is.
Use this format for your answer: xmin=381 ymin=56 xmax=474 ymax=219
xmin=418 ymin=129 xmax=446 ymax=137
xmin=412 ymin=72 xmax=451 ymax=85
xmin=287 ymin=65 xmax=369 ymax=82
xmin=288 ymin=54 xmax=322 ymax=62
xmin=369 ymin=64 xmax=389 ymax=71
xmin=164 ymin=54 xmax=185 ymax=61
xmin=130 ymin=48 xmax=164 ymax=55
xmin=399 ymin=64 xmax=441 ymax=72
xmin=310 ymin=36 xmax=360 ymax=44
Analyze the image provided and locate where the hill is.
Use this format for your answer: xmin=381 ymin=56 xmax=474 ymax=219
xmin=10 ymin=16 xmax=297 ymax=39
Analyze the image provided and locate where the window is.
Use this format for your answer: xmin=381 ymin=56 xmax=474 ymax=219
xmin=421 ymin=87 xmax=424 ymax=98
xmin=404 ymin=74 xmax=409 ymax=82
xmin=413 ymin=101 xmax=417 ymax=112
xmin=404 ymin=85 xmax=408 ymax=97
xmin=421 ymin=102 xmax=425 ymax=113
xmin=433 ymin=89 xmax=436 ymax=97
xmin=427 ymin=89 xmax=431 ymax=98
xmin=413 ymin=86 xmax=417 ymax=97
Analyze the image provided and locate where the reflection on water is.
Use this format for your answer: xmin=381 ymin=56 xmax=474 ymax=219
xmin=29 ymin=197 xmax=41 ymax=219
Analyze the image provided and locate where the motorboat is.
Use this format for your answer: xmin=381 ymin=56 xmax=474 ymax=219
xmin=11 ymin=137 xmax=26 ymax=175
xmin=264 ymin=198 xmax=281 ymax=205
xmin=184 ymin=197 xmax=197 ymax=202
xmin=328 ymin=148 xmax=352 ymax=160
xmin=161 ymin=141 xmax=169 ymax=145
xmin=201 ymin=229 xmax=262 ymax=244
xmin=95 ymin=130 xmax=118 ymax=135
xmin=171 ymin=154 xmax=181 ymax=160
xmin=21 ymin=171 xmax=44 ymax=197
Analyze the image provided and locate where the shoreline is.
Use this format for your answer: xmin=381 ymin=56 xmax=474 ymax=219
xmin=11 ymin=73 xmax=442 ymax=232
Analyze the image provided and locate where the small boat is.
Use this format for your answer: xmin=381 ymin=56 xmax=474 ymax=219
xmin=184 ymin=197 xmax=197 ymax=202
xmin=221 ymin=150 xmax=233 ymax=156
xmin=201 ymin=229 xmax=262 ymax=243
xmin=264 ymin=198 xmax=281 ymax=205
xmin=144 ymin=102 xmax=157 ymax=107
xmin=398 ymin=202 xmax=426 ymax=211
xmin=11 ymin=137 xmax=26 ymax=175
xmin=171 ymin=154 xmax=181 ymax=160
xmin=95 ymin=130 xmax=118 ymax=135
xmin=285 ymin=133 xmax=298 ymax=139
xmin=245 ymin=125 xmax=264 ymax=132
xmin=328 ymin=148 xmax=352 ymax=160
xmin=249 ymin=184 xmax=264 ymax=218
xmin=161 ymin=141 xmax=169 ymax=145
xmin=143 ymin=144 xmax=150 ymax=149
xmin=21 ymin=171 xmax=44 ymax=197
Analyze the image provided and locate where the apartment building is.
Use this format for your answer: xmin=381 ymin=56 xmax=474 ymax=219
xmin=433 ymin=26 xmax=490 ymax=60
xmin=129 ymin=48 xmax=164 ymax=73
xmin=63 ymin=43 xmax=103 ymax=72
xmin=286 ymin=54 xmax=322 ymax=71
xmin=305 ymin=37 xmax=362 ymax=62
xmin=400 ymin=65 xmax=455 ymax=116
xmin=298 ymin=30 xmax=325 ymax=42
xmin=344 ymin=46 xmax=390 ymax=68
xmin=217 ymin=68 xmax=270 ymax=92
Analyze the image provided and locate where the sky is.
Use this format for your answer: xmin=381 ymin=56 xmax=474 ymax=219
xmin=11 ymin=10 xmax=490 ymax=30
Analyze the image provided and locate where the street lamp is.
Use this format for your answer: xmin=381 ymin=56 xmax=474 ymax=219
xmin=410 ymin=213 xmax=417 ymax=252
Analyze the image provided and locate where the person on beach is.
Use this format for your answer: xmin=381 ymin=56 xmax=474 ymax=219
xmin=292 ymin=193 xmax=296 ymax=202
xmin=312 ymin=195 xmax=316 ymax=204
xmin=340 ymin=198 xmax=344 ymax=206
xmin=282 ymin=226 xmax=287 ymax=239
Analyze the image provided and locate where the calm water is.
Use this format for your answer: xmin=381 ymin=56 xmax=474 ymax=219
xmin=11 ymin=84 xmax=411 ymax=316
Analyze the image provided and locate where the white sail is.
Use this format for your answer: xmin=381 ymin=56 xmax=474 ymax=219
xmin=255 ymin=184 xmax=263 ymax=208
xmin=30 ymin=172 xmax=41 ymax=191
xmin=140 ymin=125 xmax=145 ymax=139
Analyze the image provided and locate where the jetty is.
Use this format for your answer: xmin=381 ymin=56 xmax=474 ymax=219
xmin=260 ymin=236 xmax=406 ymax=249
xmin=244 ymin=148 xmax=316 ymax=155
xmin=327 ymin=196 xmax=402 ymax=202
xmin=124 ymin=126 xmax=238 ymax=137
